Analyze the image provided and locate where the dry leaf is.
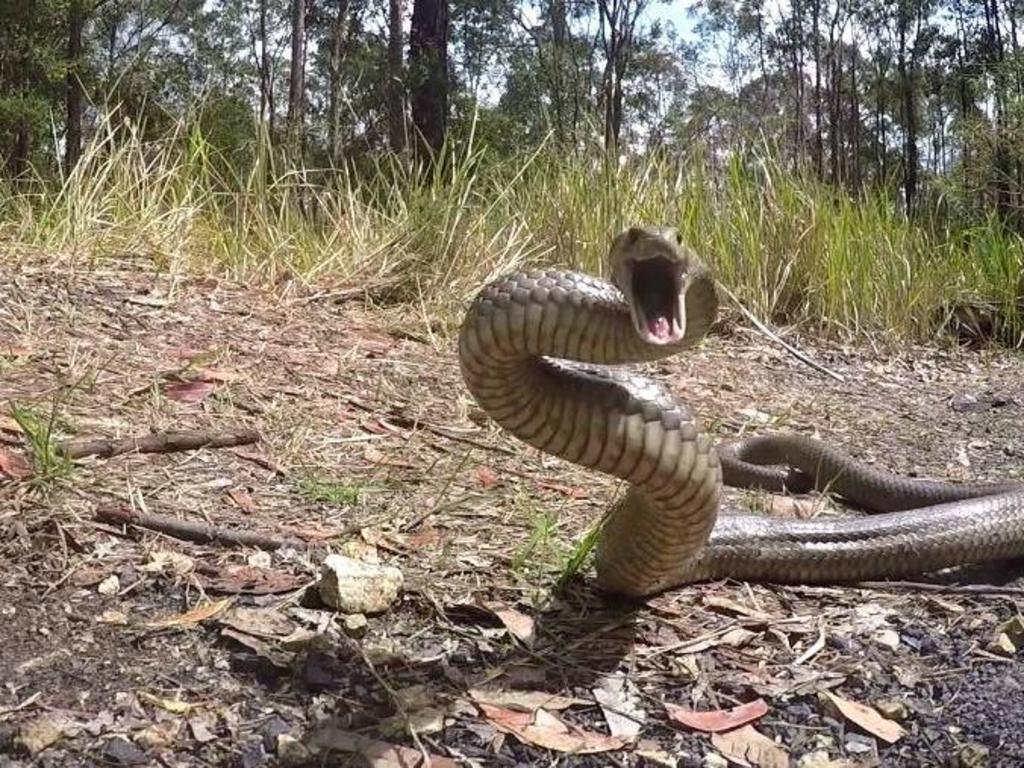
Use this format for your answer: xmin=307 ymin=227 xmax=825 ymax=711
xmin=138 ymin=691 xmax=192 ymax=715
xmin=0 ymin=447 xmax=32 ymax=480
xmin=364 ymin=444 xmax=415 ymax=468
xmin=484 ymin=602 xmax=535 ymax=646
xmin=711 ymin=725 xmax=789 ymax=768
xmin=468 ymin=689 xmax=584 ymax=712
xmin=0 ymin=415 xmax=24 ymax=435
xmin=162 ymin=380 xmax=216 ymax=403
xmin=145 ymin=598 xmax=232 ymax=629
xmin=226 ymin=488 xmax=256 ymax=514
xmin=796 ymin=751 xmax=858 ymax=767
xmin=766 ymin=495 xmax=825 ymax=519
xmin=666 ymin=698 xmax=769 ymax=733
xmin=138 ymin=550 xmax=196 ymax=576
xmin=479 ymin=703 xmax=625 ymax=754
xmin=199 ymin=565 xmax=305 ymax=595
xmin=823 ymin=692 xmax=906 ymax=744
xmin=703 ymin=595 xmax=772 ymax=622
xmin=536 ymin=480 xmax=587 ymax=499
xmin=306 ymin=724 xmax=459 ymax=767
xmin=592 ymin=677 xmax=645 ymax=741
xmin=473 ymin=465 xmax=500 ymax=488
xmin=405 ymin=525 xmax=444 ymax=548
xmin=195 ymin=367 xmax=240 ymax=383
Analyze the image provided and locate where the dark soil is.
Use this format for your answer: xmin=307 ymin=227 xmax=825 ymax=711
xmin=1 ymin=260 xmax=1023 ymax=767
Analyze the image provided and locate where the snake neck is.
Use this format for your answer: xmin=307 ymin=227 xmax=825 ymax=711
xmin=458 ymin=268 xmax=722 ymax=597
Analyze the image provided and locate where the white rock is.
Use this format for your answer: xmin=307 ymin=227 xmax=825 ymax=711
xmin=317 ymin=554 xmax=403 ymax=614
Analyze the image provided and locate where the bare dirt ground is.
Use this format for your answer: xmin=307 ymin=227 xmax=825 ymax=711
xmin=2 ymin=260 xmax=1023 ymax=768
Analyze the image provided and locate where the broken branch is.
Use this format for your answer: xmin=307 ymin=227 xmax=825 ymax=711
xmin=60 ymin=427 xmax=260 ymax=460
xmin=95 ymin=505 xmax=304 ymax=551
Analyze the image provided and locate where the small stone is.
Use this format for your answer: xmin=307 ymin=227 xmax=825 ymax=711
xmin=15 ymin=714 xmax=73 ymax=755
xmin=341 ymin=613 xmax=368 ymax=637
xmin=873 ymin=629 xmax=900 ymax=650
xmin=703 ymin=752 xmax=729 ymax=768
xmin=97 ymin=575 xmax=120 ymax=596
xmin=843 ymin=733 xmax=875 ymax=755
xmin=798 ymin=751 xmax=857 ymax=768
xmin=276 ymin=734 xmax=311 ymax=766
xmin=958 ymin=742 xmax=990 ymax=768
xmin=102 ymin=737 xmax=148 ymax=765
xmin=260 ymin=716 xmax=291 ymax=753
xmin=874 ymin=698 xmax=909 ymax=721
xmin=317 ymin=554 xmax=402 ymax=614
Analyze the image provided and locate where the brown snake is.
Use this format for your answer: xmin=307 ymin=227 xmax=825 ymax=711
xmin=458 ymin=225 xmax=1024 ymax=598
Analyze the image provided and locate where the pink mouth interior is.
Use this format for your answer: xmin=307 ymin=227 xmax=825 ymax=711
xmin=647 ymin=316 xmax=672 ymax=339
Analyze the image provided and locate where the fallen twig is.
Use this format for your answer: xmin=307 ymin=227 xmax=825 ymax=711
xmin=60 ymin=427 xmax=260 ymax=460
xmin=854 ymin=580 xmax=1024 ymax=597
xmin=717 ymin=283 xmax=845 ymax=383
xmin=95 ymin=505 xmax=305 ymax=551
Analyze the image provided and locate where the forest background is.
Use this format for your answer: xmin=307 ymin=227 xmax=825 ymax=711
xmin=1 ymin=0 xmax=1022 ymax=346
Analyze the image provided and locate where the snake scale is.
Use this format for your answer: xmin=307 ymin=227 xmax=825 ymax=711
xmin=458 ymin=225 xmax=1024 ymax=598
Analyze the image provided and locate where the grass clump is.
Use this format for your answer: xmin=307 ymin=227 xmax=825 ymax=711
xmin=10 ymin=402 xmax=72 ymax=486
xmin=1 ymin=111 xmax=1021 ymax=346
xmin=298 ymin=477 xmax=361 ymax=507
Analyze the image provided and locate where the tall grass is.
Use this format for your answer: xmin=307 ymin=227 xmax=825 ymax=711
xmin=1 ymin=112 xmax=1021 ymax=346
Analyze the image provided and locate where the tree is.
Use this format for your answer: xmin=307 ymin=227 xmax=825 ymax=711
xmin=408 ymin=0 xmax=449 ymax=157
xmin=288 ymin=0 xmax=307 ymax=157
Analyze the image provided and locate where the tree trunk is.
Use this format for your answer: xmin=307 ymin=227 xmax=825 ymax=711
xmin=287 ymin=0 xmax=307 ymax=157
xmin=812 ymin=0 xmax=823 ymax=178
xmin=65 ymin=0 xmax=86 ymax=173
xmin=849 ymin=36 xmax=860 ymax=190
xmin=897 ymin=3 xmax=917 ymax=214
xmin=388 ymin=0 xmax=406 ymax=151
xmin=408 ymin=0 xmax=448 ymax=158
xmin=550 ymin=0 xmax=568 ymax=144
xmin=327 ymin=0 xmax=350 ymax=165
xmin=259 ymin=0 xmax=276 ymax=138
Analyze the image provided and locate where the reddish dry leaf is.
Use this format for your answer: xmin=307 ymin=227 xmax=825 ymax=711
xmin=145 ymin=598 xmax=232 ymax=628
xmin=666 ymin=699 xmax=769 ymax=733
xmin=226 ymin=488 xmax=257 ymax=514
xmin=536 ymin=480 xmax=587 ymax=499
xmin=0 ymin=344 xmax=30 ymax=359
xmin=710 ymin=725 xmax=789 ymax=768
xmin=823 ymin=692 xmax=906 ymax=744
xmin=307 ymin=726 xmax=459 ymax=767
xmin=162 ymin=380 xmax=216 ymax=403
xmin=199 ymin=565 xmax=305 ymax=596
xmin=0 ymin=448 xmax=32 ymax=480
xmin=361 ymin=418 xmax=406 ymax=436
xmin=195 ymin=367 xmax=241 ymax=383
xmin=0 ymin=415 xmax=24 ymax=435
xmin=364 ymin=444 xmax=415 ymax=469
xmin=480 ymin=703 xmax=625 ymax=754
xmin=405 ymin=525 xmax=444 ymax=549
xmin=468 ymin=689 xmax=585 ymax=712
xmin=473 ymin=465 xmax=500 ymax=489
xmin=484 ymin=602 xmax=536 ymax=647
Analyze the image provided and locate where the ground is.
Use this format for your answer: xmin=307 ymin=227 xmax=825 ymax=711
xmin=1 ymin=259 xmax=1023 ymax=768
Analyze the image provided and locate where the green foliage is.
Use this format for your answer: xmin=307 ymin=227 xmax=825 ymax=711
xmin=11 ymin=401 xmax=72 ymax=485
xmin=1 ymin=113 xmax=1021 ymax=347
xmin=299 ymin=477 xmax=361 ymax=507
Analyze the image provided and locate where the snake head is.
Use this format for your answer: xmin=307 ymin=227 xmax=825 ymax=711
xmin=610 ymin=225 xmax=715 ymax=346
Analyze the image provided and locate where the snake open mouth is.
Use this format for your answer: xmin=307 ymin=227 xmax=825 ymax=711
xmin=629 ymin=256 xmax=685 ymax=344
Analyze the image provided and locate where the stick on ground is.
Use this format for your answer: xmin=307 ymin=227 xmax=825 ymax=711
xmin=96 ymin=505 xmax=304 ymax=551
xmin=717 ymin=283 xmax=845 ymax=383
xmin=60 ymin=427 xmax=260 ymax=460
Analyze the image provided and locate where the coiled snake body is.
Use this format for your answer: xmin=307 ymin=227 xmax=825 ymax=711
xmin=458 ymin=226 xmax=1024 ymax=598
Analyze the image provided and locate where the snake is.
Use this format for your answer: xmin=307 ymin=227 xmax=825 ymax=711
xmin=457 ymin=225 xmax=1024 ymax=598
